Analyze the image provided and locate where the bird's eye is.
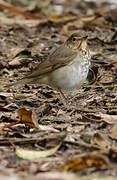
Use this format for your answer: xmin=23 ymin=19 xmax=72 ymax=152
xmin=72 ymin=37 xmax=76 ymax=42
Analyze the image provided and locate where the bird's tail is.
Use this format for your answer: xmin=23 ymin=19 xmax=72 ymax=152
xmin=4 ymin=75 xmax=48 ymax=88
xmin=4 ymin=77 xmax=34 ymax=88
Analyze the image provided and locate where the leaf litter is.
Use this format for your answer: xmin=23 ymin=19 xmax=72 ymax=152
xmin=0 ymin=0 xmax=117 ymax=179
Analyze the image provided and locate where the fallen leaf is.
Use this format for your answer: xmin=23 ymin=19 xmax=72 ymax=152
xmin=16 ymin=143 xmax=61 ymax=160
xmin=111 ymin=144 xmax=117 ymax=153
xmin=9 ymin=49 xmax=32 ymax=67
xmin=91 ymin=132 xmax=111 ymax=150
xmin=109 ymin=125 xmax=117 ymax=140
xmin=0 ymin=16 xmax=39 ymax=26
xmin=32 ymin=107 xmax=59 ymax=132
xmin=0 ymin=1 xmax=39 ymax=19
xmin=82 ymin=15 xmax=96 ymax=23
xmin=112 ymin=54 xmax=117 ymax=70
xmin=36 ymin=124 xmax=59 ymax=132
xmin=17 ymin=107 xmax=58 ymax=132
xmin=109 ymin=144 xmax=117 ymax=162
xmin=62 ymin=15 xmax=96 ymax=34
xmin=17 ymin=107 xmax=35 ymax=128
xmin=64 ymin=152 xmax=109 ymax=171
xmin=100 ymin=113 xmax=117 ymax=124
xmin=35 ymin=172 xmax=77 ymax=180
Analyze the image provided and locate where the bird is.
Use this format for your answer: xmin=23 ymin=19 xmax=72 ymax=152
xmin=6 ymin=32 xmax=91 ymax=106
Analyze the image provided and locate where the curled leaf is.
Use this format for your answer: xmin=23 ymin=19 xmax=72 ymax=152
xmin=17 ymin=107 xmax=36 ymax=128
xmin=16 ymin=143 xmax=61 ymax=160
xmin=17 ymin=107 xmax=58 ymax=132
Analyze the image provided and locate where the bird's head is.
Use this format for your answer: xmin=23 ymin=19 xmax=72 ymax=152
xmin=66 ymin=32 xmax=88 ymax=52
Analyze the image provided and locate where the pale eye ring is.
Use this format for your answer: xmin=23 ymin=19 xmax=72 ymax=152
xmin=72 ymin=37 xmax=76 ymax=42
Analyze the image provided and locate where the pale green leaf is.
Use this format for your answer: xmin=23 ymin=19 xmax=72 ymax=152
xmin=16 ymin=143 xmax=61 ymax=160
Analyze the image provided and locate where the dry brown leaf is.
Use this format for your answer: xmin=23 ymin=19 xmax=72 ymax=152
xmin=32 ymin=109 xmax=59 ymax=132
xmin=91 ymin=132 xmax=111 ymax=150
xmin=64 ymin=152 xmax=109 ymax=171
xmin=109 ymin=125 xmax=117 ymax=140
xmin=111 ymin=144 xmax=117 ymax=153
xmin=81 ymin=15 xmax=96 ymax=23
xmin=100 ymin=113 xmax=117 ymax=124
xmin=17 ymin=107 xmax=36 ymax=128
xmin=96 ymin=6 xmax=110 ymax=16
xmin=35 ymin=172 xmax=77 ymax=180
xmin=112 ymin=54 xmax=117 ymax=70
xmin=62 ymin=15 xmax=96 ymax=34
xmin=0 ymin=1 xmax=39 ymax=19
xmin=92 ymin=17 xmax=109 ymax=27
xmin=17 ymin=107 xmax=58 ymax=132
xmin=109 ymin=143 xmax=117 ymax=162
xmin=113 ymin=63 xmax=117 ymax=70
xmin=0 ymin=15 xmax=39 ymax=26
xmin=62 ymin=20 xmax=84 ymax=34
xmin=50 ymin=16 xmax=77 ymax=23
xmin=8 ymin=48 xmax=32 ymax=66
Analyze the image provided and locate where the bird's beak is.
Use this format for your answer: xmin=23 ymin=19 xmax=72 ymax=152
xmin=82 ymin=35 xmax=88 ymax=40
xmin=80 ymin=37 xmax=88 ymax=50
xmin=77 ymin=36 xmax=88 ymax=49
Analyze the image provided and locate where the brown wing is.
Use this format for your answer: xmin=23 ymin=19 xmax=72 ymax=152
xmin=25 ymin=44 xmax=77 ymax=79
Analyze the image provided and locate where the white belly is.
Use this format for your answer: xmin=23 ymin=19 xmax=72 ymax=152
xmin=50 ymin=56 xmax=90 ymax=91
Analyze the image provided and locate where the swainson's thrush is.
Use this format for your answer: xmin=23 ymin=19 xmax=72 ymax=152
xmin=7 ymin=32 xmax=91 ymax=106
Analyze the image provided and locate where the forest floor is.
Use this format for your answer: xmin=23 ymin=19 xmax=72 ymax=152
xmin=0 ymin=0 xmax=117 ymax=179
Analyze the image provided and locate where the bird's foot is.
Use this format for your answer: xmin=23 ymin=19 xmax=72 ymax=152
xmin=62 ymin=100 xmax=78 ymax=111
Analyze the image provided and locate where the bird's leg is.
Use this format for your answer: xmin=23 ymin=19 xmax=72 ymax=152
xmin=57 ymin=88 xmax=75 ymax=110
xmin=57 ymin=88 xmax=79 ymax=111
xmin=57 ymin=88 xmax=68 ymax=107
